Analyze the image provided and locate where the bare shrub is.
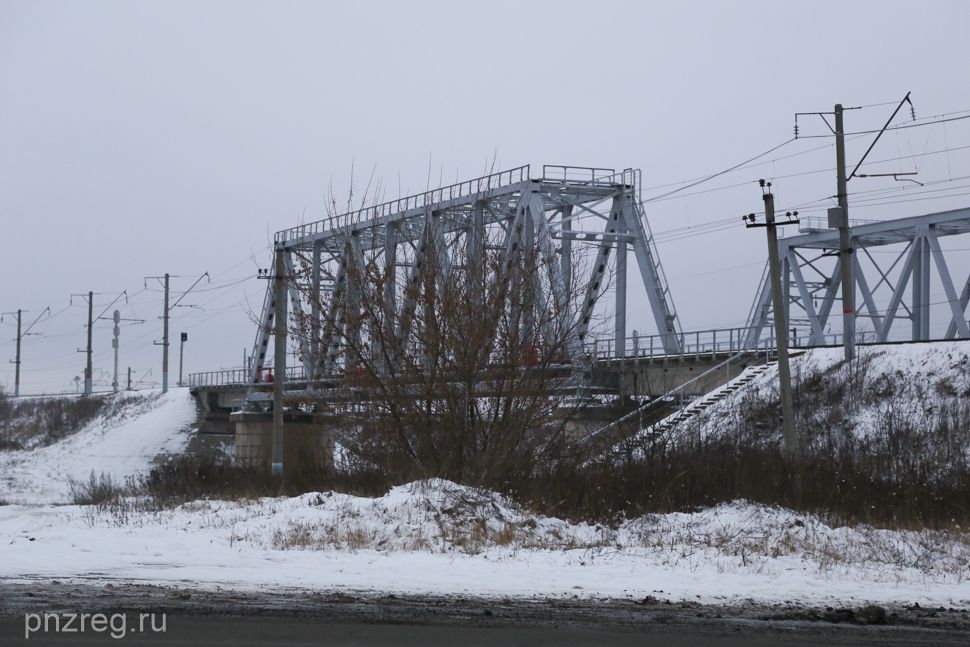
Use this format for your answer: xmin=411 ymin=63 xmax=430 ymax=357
xmin=288 ymin=208 xmax=601 ymax=491
xmin=0 ymin=395 xmax=107 ymax=450
xmin=134 ymin=454 xmax=389 ymax=508
xmin=529 ymin=349 xmax=970 ymax=529
xmin=69 ymin=471 xmax=123 ymax=506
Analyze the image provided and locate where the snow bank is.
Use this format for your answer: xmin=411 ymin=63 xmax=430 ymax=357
xmin=640 ymin=340 xmax=970 ymax=445
xmin=1 ymin=480 xmax=968 ymax=607
xmin=0 ymin=388 xmax=196 ymax=504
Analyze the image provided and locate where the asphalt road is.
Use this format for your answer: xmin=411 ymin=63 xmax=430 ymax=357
xmin=2 ymin=583 xmax=968 ymax=646
xmin=4 ymin=614 xmax=970 ymax=646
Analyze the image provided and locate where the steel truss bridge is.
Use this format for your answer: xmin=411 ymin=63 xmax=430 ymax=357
xmin=245 ymin=164 xmax=684 ymax=389
xmin=187 ymin=167 xmax=970 ymax=394
xmin=744 ymin=207 xmax=970 ymax=348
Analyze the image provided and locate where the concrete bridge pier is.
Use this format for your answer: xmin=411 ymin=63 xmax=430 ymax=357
xmin=230 ymin=409 xmax=336 ymax=471
xmin=591 ymin=352 xmax=766 ymax=399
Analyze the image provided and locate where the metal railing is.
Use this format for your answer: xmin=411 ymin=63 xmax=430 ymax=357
xmin=584 ymin=345 xmax=778 ymax=453
xmin=585 ymin=327 xmax=881 ymax=361
xmin=188 ymin=329 xmax=890 ymax=388
xmin=798 ymin=215 xmax=882 ymax=233
xmin=274 ymin=165 xmax=531 ymax=245
xmin=187 ymin=365 xmax=306 ymax=388
xmin=542 ymin=165 xmax=620 ymax=186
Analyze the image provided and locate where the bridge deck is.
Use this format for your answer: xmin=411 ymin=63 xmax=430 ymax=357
xmin=186 ymin=324 xmax=857 ymax=390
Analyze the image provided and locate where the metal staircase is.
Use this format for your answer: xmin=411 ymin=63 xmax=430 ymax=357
xmin=646 ymin=363 xmax=774 ymax=436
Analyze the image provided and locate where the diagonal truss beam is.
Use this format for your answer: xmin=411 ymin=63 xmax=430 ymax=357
xmin=269 ymin=165 xmax=691 ymax=377
xmin=787 ymin=248 xmax=825 ymax=343
xmin=316 ymin=236 xmax=352 ymax=377
xmin=576 ymin=198 xmax=618 ymax=345
xmin=625 ymin=196 xmax=681 ymax=353
xmin=392 ymin=210 xmax=434 ymax=366
xmin=743 ymin=263 xmax=771 ymax=349
xmin=813 ymin=256 xmax=842 ymax=341
xmin=877 ymin=236 xmax=921 ymax=342
xmin=283 ymin=251 xmax=312 ymax=379
xmin=852 ymin=254 xmax=884 ymax=334
xmin=249 ymin=279 xmax=276 ymax=383
xmin=945 ymin=275 xmax=970 ymax=339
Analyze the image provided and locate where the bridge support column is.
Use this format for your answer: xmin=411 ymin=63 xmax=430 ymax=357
xmin=928 ymin=227 xmax=970 ymax=338
xmin=383 ymin=222 xmax=398 ymax=369
xmin=912 ymin=230 xmax=930 ymax=341
xmin=615 ymin=223 xmax=627 ymax=358
xmin=310 ymin=240 xmax=322 ymax=379
xmin=561 ymin=205 xmax=572 ymax=288
xmin=346 ymin=232 xmax=365 ymax=367
xmin=468 ymin=201 xmax=485 ymax=310
xmin=782 ymin=252 xmax=791 ymax=342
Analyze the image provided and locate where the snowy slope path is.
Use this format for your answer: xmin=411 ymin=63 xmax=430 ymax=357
xmin=0 ymin=389 xmax=196 ymax=504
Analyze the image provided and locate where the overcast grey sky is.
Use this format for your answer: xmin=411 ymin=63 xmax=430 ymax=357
xmin=2 ymin=0 xmax=970 ymax=393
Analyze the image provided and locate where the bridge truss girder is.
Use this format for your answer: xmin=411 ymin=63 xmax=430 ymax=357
xmin=744 ymin=207 xmax=970 ymax=348
xmin=249 ymin=165 xmax=684 ymax=385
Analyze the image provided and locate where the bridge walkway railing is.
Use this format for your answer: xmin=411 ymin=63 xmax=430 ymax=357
xmin=187 ymin=327 xmax=882 ymax=388
xmin=585 ymin=327 xmax=880 ymax=362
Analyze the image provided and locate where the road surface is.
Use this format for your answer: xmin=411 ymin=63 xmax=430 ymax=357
xmin=1 ymin=582 xmax=968 ymax=645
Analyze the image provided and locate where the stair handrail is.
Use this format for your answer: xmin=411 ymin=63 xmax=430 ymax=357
xmin=583 ymin=346 xmax=775 ymax=451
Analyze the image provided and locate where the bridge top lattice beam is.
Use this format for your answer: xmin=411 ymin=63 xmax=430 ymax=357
xmin=780 ymin=207 xmax=970 ymax=249
xmin=274 ymin=165 xmax=635 ymax=251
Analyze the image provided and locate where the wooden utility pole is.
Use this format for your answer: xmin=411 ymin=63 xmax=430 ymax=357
xmin=84 ymin=292 xmax=93 ymax=395
xmin=2 ymin=307 xmax=51 ymax=397
xmin=112 ymin=310 xmax=120 ymax=393
xmin=162 ymin=273 xmax=170 ymax=393
xmin=834 ymin=104 xmax=855 ymax=361
xmin=148 ymin=271 xmax=207 ymax=394
xmin=745 ymin=181 xmax=798 ymax=456
xmin=13 ymin=310 xmax=21 ymax=397
xmin=272 ymin=246 xmax=287 ymax=475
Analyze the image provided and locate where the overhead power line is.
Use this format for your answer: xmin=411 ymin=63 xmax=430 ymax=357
xmin=643 ymin=138 xmax=796 ymax=203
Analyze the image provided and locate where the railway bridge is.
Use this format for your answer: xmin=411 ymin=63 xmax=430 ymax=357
xmin=187 ymin=165 xmax=970 ymax=458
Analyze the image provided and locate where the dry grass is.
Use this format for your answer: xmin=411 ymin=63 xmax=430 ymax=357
xmin=271 ymin=522 xmax=386 ymax=551
xmin=0 ymin=395 xmax=109 ymax=450
xmin=68 ymin=471 xmax=124 ymax=506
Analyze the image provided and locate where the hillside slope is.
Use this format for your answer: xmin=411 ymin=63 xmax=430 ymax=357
xmin=0 ymin=389 xmax=196 ymax=504
xmin=638 ymin=340 xmax=970 ymax=448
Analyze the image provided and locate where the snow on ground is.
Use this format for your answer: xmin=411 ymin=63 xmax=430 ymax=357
xmin=1 ymin=480 xmax=968 ymax=608
xmin=1 ymin=348 xmax=969 ymax=607
xmin=0 ymin=388 xmax=195 ymax=504
xmin=639 ymin=340 xmax=970 ymax=444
